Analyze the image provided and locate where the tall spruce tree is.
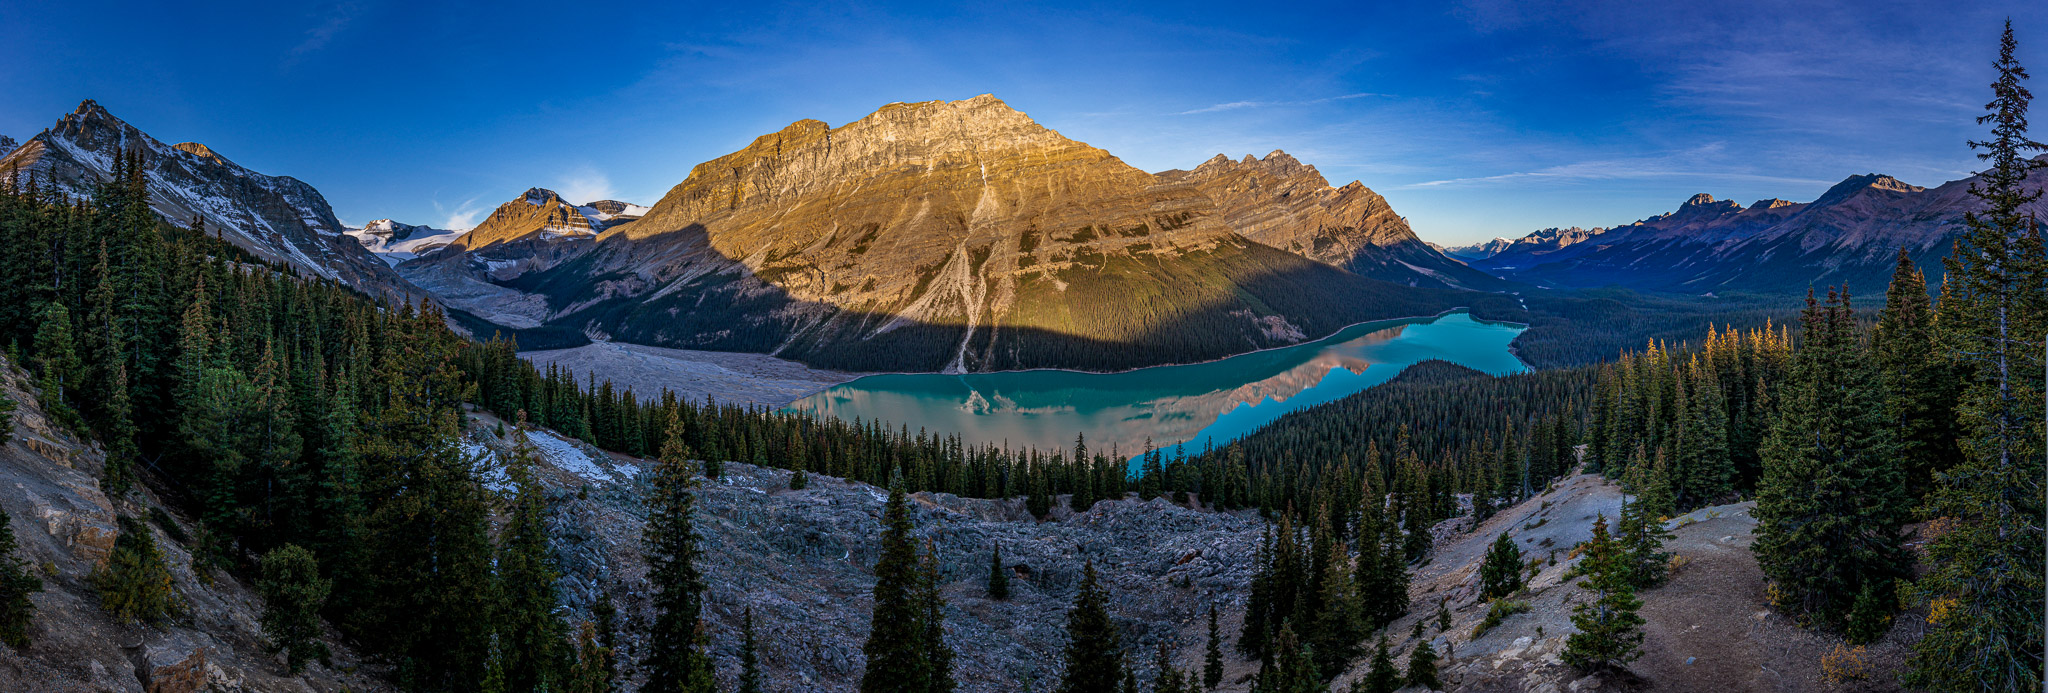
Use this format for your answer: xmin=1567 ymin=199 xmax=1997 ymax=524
xmin=1253 ymin=622 xmax=1322 ymax=693
xmin=1306 ymin=540 xmax=1363 ymax=679
xmin=1677 ymin=356 xmax=1732 ymax=507
xmin=644 ymin=408 xmax=715 ymax=693
xmin=1913 ymin=20 xmax=2048 ymax=691
xmin=0 ymin=506 xmax=41 ymax=648
xmin=256 ymin=544 xmax=330 ymax=674
xmin=863 ymin=481 xmax=932 ymax=693
xmin=1358 ymin=637 xmax=1398 ymax=693
xmin=1615 ymin=486 xmax=1674 ymax=589
xmin=1204 ymin=604 xmax=1225 ymax=690
xmin=91 ymin=515 xmax=173 ymax=624
xmin=497 ymin=417 xmax=569 ymax=691
xmin=1055 ymin=560 xmax=1123 ymax=693
xmin=1872 ymin=249 xmax=1958 ymax=499
xmin=1562 ymin=515 xmax=1643 ymax=673
xmin=31 ymin=301 xmax=80 ymax=429
xmin=738 ymin=607 xmax=764 ymax=693
xmin=1479 ymin=532 xmax=1523 ymax=600
xmin=987 ymin=543 xmax=1010 ymax=600
xmin=919 ymin=540 xmax=957 ymax=693
xmin=1753 ymin=289 xmax=1908 ymax=634
xmin=1403 ymin=639 xmax=1439 ymax=691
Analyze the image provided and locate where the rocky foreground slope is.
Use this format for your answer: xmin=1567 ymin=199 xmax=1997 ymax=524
xmin=0 ymin=343 xmax=1909 ymax=691
xmin=0 ymin=356 xmax=385 ymax=693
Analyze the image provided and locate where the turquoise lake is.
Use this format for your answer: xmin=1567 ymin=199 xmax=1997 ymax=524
xmin=786 ymin=311 xmax=1528 ymax=457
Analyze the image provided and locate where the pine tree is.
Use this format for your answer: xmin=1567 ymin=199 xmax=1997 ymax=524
xmin=1872 ymin=248 xmax=1957 ymax=499
xmin=1204 ymin=604 xmax=1225 ymax=690
xmin=1055 ymin=560 xmax=1123 ymax=693
xmin=987 ymin=543 xmax=1010 ymax=600
xmin=918 ymin=540 xmax=957 ymax=693
xmin=1358 ymin=637 xmax=1398 ymax=693
xmin=498 ymin=418 xmax=569 ymax=691
xmin=1478 ymin=532 xmax=1522 ymax=600
xmin=738 ymin=607 xmax=764 ymax=693
xmin=1911 ymin=20 xmax=2048 ymax=692
xmin=644 ymin=408 xmax=715 ymax=693
xmin=30 ymin=301 xmax=80 ymax=429
xmin=567 ymin=621 xmax=614 ymax=693
xmin=1616 ymin=487 xmax=1674 ymax=589
xmin=90 ymin=515 xmax=173 ymax=624
xmin=1151 ymin=640 xmax=1188 ymax=693
xmin=0 ymin=506 xmax=42 ymax=648
xmin=1254 ymin=622 xmax=1322 ymax=693
xmin=256 ymin=544 xmax=331 ymax=674
xmin=1677 ymin=356 xmax=1731 ymax=507
xmin=1306 ymin=539 xmax=1362 ymax=679
xmin=1403 ymin=639 xmax=1439 ymax=691
xmin=863 ymin=481 xmax=931 ymax=693
xmin=1753 ymin=289 xmax=1908 ymax=633
xmin=1562 ymin=515 xmax=1643 ymax=672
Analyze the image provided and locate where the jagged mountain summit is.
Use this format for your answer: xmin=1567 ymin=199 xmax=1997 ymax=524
xmin=1463 ymin=162 xmax=2048 ymax=293
xmin=449 ymin=187 xmax=643 ymax=252
xmin=0 ymin=100 xmax=420 ymax=299
xmin=1154 ymin=151 xmax=1502 ymax=289
xmin=411 ymin=94 xmax=1476 ymax=372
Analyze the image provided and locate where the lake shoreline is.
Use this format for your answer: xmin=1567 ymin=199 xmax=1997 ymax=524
xmin=787 ymin=311 xmax=1531 ymax=455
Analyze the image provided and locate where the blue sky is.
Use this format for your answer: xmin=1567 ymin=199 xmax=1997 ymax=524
xmin=2 ymin=1 xmax=2043 ymax=245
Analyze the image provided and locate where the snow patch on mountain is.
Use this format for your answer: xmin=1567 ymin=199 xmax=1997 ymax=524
xmin=346 ymin=219 xmax=466 ymax=265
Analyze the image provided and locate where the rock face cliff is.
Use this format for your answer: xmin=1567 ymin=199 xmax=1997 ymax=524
xmin=415 ymin=95 xmax=1473 ymax=372
xmin=1469 ymin=161 xmax=2048 ymax=293
xmin=1156 ymin=152 xmax=1499 ymax=289
xmin=0 ymin=101 xmax=420 ymax=300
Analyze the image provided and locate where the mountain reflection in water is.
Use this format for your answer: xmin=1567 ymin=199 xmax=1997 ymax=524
xmin=787 ymin=311 xmax=1526 ymax=458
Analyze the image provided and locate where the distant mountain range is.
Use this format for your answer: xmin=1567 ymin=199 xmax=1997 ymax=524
xmin=1458 ymin=162 xmax=2048 ymax=293
xmin=0 ymin=101 xmax=420 ymax=299
xmin=1442 ymin=226 xmax=1604 ymax=265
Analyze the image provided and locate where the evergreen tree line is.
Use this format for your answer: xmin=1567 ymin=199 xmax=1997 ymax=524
xmin=0 ymin=161 xmax=626 ymax=690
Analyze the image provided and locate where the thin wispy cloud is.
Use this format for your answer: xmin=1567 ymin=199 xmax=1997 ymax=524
xmin=434 ymin=196 xmax=486 ymax=230
xmin=557 ymin=165 xmax=617 ymax=205
xmin=1402 ymin=146 xmax=1835 ymax=189
xmin=1175 ymin=93 xmax=1385 ymax=115
xmin=285 ymin=2 xmax=364 ymax=66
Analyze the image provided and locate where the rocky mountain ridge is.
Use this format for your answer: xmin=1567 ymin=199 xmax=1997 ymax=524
xmin=1442 ymin=226 xmax=1605 ymax=266
xmin=0 ymin=101 xmax=420 ymax=300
